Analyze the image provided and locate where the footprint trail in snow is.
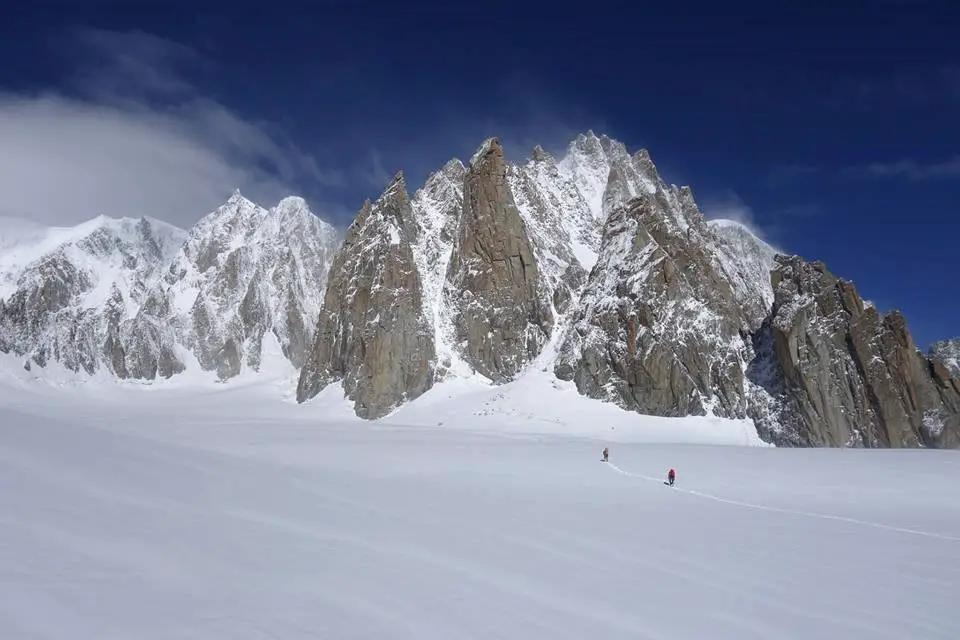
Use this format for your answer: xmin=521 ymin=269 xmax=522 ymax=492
xmin=605 ymin=461 xmax=960 ymax=543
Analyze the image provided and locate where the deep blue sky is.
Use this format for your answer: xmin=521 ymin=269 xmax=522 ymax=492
xmin=1 ymin=2 xmax=957 ymax=347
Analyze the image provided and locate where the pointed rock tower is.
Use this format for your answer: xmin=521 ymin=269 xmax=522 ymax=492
xmin=444 ymin=138 xmax=554 ymax=383
xmin=297 ymin=173 xmax=436 ymax=418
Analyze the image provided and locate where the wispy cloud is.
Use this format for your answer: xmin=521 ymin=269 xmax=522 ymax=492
xmin=840 ymin=157 xmax=960 ymax=181
xmin=821 ymin=65 xmax=960 ymax=112
xmin=771 ymin=203 xmax=827 ymax=219
xmin=358 ymin=150 xmax=393 ymax=192
xmin=0 ymin=27 xmax=343 ymax=229
xmin=701 ymin=190 xmax=759 ymax=226
xmin=359 ymin=71 xmax=614 ymax=194
xmin=768 ymin=156 xmax=960 ymax=186
xmin=766 ymin=164 xmax=822 ymax=187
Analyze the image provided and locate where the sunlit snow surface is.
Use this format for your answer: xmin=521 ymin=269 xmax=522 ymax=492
xmin=1 ymin=363 xmax=958 ymax=639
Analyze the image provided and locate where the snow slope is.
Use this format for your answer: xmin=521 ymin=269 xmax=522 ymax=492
xmin=1 ymin=373 xmax=958 ymax=639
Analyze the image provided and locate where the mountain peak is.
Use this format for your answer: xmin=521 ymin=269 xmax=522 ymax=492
xmin=442 ymin=158 xmax=466 ymax=175
xmin=565 ymin=131 xmax=607 ymax=164
xmin=214 ymin=188 xmax=259 ymax=214
xmin=470 ymin=137 xmax=502 ymax=167
xmin=272 ymin=196 xmax=332 ymax=231
xmin=632 ymin=148 xmax=663 ymax=186
xmin=275 ymin=195 xmax=308 ymax=210
xmin=378 ymin=171 xmax=408 ymax=203
xmin=531 ymin=145 xmax=552 ymax=163
xmin=272 ymin=196 xmax=312 ymax=220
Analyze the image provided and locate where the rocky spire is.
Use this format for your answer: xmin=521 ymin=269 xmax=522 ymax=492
xmin=444 ymin=137 xmax=554 ymax=383
xmin=297 ymin=172 xmax=435 ymax=418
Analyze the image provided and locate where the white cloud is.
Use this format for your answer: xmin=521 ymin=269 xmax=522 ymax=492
xmin=0 ymin=28 xmax=343 ymax=229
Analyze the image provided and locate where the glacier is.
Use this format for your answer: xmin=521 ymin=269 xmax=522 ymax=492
xmin=1 ymin=365 xmax=958 ymax=639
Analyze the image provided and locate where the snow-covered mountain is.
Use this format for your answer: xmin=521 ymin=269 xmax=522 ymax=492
xmin=0 ymin=193 xmax=339 ymax=381
xmin=0 ymin=215 xmax=186 ymax=375
xmin=296 ymin=131 xmax=959 ymax=448
xmin=124 ymin=192 xmax=339 ymax=380
xmin=299 ymin=133 xmax=783 ymax=420
xmin=2 ymin=129 xmax=956 ymax=448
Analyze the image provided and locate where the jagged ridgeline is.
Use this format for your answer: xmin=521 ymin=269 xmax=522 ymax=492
xmin=0 ymin=195 xmax=339 ymax=381
xmin=295 ymin=133 xmax=960 ymax=446
xmin=1 ymin=131 xmax=957 ymax=447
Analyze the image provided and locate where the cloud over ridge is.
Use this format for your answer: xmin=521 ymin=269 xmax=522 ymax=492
xmin=0 ymin=27 xmax=341 ymax=228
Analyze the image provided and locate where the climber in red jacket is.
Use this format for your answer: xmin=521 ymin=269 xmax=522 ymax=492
xmin=667 ymin=468 xmax=676 ymax=486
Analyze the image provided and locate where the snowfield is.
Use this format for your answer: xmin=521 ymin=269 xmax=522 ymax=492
xmin=1 ymin=365 xmax=959 ymax=639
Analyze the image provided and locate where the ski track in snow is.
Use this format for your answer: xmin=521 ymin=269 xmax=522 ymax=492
xmin=605 ymin=462 xmax=960 ymax=543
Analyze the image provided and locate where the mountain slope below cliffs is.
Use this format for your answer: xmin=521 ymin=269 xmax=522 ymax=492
xmin=0 ymin=216 xmax=186 ymax=376
xmin=124 ymin=191 xmax=339 ymax=381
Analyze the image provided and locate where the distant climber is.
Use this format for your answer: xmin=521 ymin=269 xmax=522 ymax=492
xmin=667 ymin=468 xmax=675 ymax=486
xmin=602 ymin=446 xmax=609 ymax=463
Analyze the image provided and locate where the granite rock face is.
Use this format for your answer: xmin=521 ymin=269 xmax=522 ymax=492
xmin=554 ymin=188 xmax=752 ymax=419
xmin=444 ymin=138 xmax=554 ymax=382
xmin=296 ymin=174 xmax=436 ymax=418
xmin=755 ymin=255 xmax=960 ymax=447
